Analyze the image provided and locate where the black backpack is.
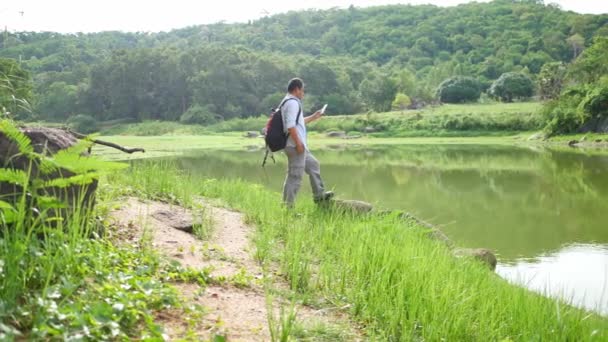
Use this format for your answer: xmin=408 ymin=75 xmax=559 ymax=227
xmin=264 ymin=98 xmax=301 ymax=150
xmin=262 ymin=98 xmax=301 ymax=166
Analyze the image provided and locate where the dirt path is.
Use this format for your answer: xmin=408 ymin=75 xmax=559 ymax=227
xmin=110 ymin=197 xmax=359 ymax=341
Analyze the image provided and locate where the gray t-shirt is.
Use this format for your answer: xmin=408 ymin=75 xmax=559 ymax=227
xmin=281 ymin=94 xmax=306 ymax=149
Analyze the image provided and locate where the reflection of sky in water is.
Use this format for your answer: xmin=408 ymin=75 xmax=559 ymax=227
xmin=497 ymin=244 xmax=608 ymax=316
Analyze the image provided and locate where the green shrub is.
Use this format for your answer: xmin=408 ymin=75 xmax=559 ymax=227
xmin=580 ymin=82 xmax=608 ymax=117
xmin=179 ymin=104 xmax=217 ymax=125
xmin=392 ymin=93 xmax=412 ymax=110
xmin=436 ymin=77 xmax=482 ymax=103
xmin=542 ymin=101 xmax=580 ymax=135
xmin=489 ymin=72 xmax=534 ymax=102
xmin=543 ymin=81 xmax=608 ymax=135
xmin=67 ymin=114 xmax=98 ymax=134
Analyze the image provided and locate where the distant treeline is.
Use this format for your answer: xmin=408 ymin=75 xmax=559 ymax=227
xmin=0 ymin=0 xmax=607 ymax=130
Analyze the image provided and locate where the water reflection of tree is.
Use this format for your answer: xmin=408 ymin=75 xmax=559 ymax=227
xmin=159 ymin=147 xmax=608 ymax=260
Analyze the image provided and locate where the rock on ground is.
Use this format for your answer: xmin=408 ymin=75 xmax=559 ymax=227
xmin=326 ymin=131 xmax=347 ymax=138
xmin=0 ymin=126 xmax=97 ymax=218
xmin=453 ymin=248 xmax=498 ymax=270
xmin=330 ymin=199 xmax=374 ymax=213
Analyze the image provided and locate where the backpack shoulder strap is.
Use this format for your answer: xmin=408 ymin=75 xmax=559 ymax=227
xmin=280 ymin=98 xmax=302 ymax=125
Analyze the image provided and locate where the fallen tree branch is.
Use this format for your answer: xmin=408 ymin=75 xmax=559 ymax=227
xmin=69 ymin=130 xmax=145 ymax=154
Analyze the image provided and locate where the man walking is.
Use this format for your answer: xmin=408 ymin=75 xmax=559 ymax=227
xmin=280 ymin=78 xmax=333 ymax=207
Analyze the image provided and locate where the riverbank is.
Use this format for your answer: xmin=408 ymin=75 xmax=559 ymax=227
xmin=91 ymin=134 xmax=528 ymax=160
xmin=104 ymin=161 xmax=607 ymax=340
xmin=96 ymin=102 xmax=542 ymax=138
xmin=2 ymin=132 xmax=607 ymax=339
xmin=91 ymin=132 xmax=608 ymax=161
xmin=28 ymin=101 xmax=608 ymax=156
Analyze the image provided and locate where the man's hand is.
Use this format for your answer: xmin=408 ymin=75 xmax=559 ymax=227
xmin=312 ymin=110 xmax=323 ymax=120
xmin=296 ymin=142 xmax=305 ymax=154
xmin=305 ymin=111 xmax=324 ymax=125
xmin=288 ymin=127 xmax=304 ymax=154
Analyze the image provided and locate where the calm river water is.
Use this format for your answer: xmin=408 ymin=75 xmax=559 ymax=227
xmin=166 ymin=144 xmax=608 ymax=315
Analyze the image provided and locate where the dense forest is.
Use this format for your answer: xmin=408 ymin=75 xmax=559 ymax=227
xmin=0 ymin=0 xmax=607 ymax=131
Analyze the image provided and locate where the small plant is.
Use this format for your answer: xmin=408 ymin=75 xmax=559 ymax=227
xmin=229 ymin=268 xmax=254 ymax=288
xmin=192 ymin=204 xmax=214 ymax=240
xmin=266 ymin=294 xmax=298 ymax=342
xmin=0 ymin=120 xmax=193 ymax=339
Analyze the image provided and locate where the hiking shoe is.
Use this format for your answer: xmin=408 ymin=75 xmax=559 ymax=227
xmin=314 ymin=191 xmax=335 ymax=203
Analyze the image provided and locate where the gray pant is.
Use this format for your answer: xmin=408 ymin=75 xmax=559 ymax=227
xmin=282 ymin=147 xmax=325 ymax=206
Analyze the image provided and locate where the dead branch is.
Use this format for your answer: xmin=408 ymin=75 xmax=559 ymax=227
xmin=69 ymin=130 xmax=145 ymax=154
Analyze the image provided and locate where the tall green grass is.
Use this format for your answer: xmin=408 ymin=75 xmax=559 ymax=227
xmin=111 ymin=161 xmax=608 ymax=341
xmin=0 ymin=121 xmax=187 ymax=340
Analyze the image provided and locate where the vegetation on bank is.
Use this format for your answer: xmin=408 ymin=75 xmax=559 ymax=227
xmin=0 ymin=120 xmax=202 ymax=340
xmin=92 ymin=135 xmax=543 ymax=162
xmin=98 ymin=102 xmax=543 ymax=137
xmin=542 ymin=36 xmax=608 ymax=135
xmin=106 ymin=161 xmax=608 ymax=341
xmin=1 ymin=118 xmax=607 ymax=340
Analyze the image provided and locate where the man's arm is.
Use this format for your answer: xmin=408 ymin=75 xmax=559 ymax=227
xmin=283 ymin=101 xmax=305 ymax=154
xmin=287 ymin=127 xmax=304 ymax=154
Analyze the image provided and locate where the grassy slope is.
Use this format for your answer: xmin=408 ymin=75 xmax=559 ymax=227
xmin=107 ymin=161 xmax=608 ymax=341
xmin=98 ymin=102 xmax=543 ymax=137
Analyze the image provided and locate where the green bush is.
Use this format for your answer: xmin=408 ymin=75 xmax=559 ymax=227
xmin=541 ymin=36 xmax=608 ymax=135
xmin=580 ymin=82 xmax=608 ymax=117
xmin=436 ymin=77 xmax=481 ymax=103
xmin=489 ymin=72 xmax=534 ymax=102
xmin=543 ymin=81 xmax=608 ymax=135
xmin=67 ymin=114 xmax=98 ymax=134
xmin=179 ymin=104 xmax=217 ymax=125
xmin=392 ymin=93 xmax=412 ymax=110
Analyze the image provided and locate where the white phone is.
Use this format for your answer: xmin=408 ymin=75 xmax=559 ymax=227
xmin=320 ymin=104 xmax=328 ymax=114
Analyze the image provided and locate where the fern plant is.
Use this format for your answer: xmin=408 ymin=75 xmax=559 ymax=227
xmin=0 ymin=119 xmax=127 ymax=226
xmin=0 ymin=119 xmax=34 ymax=157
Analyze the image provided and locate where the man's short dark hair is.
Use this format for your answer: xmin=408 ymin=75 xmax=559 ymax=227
xmin=287 ymin=78 xmax=304 ymax=93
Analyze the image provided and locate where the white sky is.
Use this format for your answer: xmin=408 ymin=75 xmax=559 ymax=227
xmin=1 ymin=0 xmax=606 ymax=33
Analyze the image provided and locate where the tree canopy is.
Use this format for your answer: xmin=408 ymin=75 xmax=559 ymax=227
xmin=437 ymin=77 xmax=482 ymax=103
xmin=543 ymin=37 xmax=608 ymax=134
xmin=0 ymin=0 xmax=606 ymax=124
xmin=489 ymin=72 xmax=535 ymax=102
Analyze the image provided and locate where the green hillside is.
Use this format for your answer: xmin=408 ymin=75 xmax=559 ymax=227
xmin=0 ymin=0 xmax=606 ymax=127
